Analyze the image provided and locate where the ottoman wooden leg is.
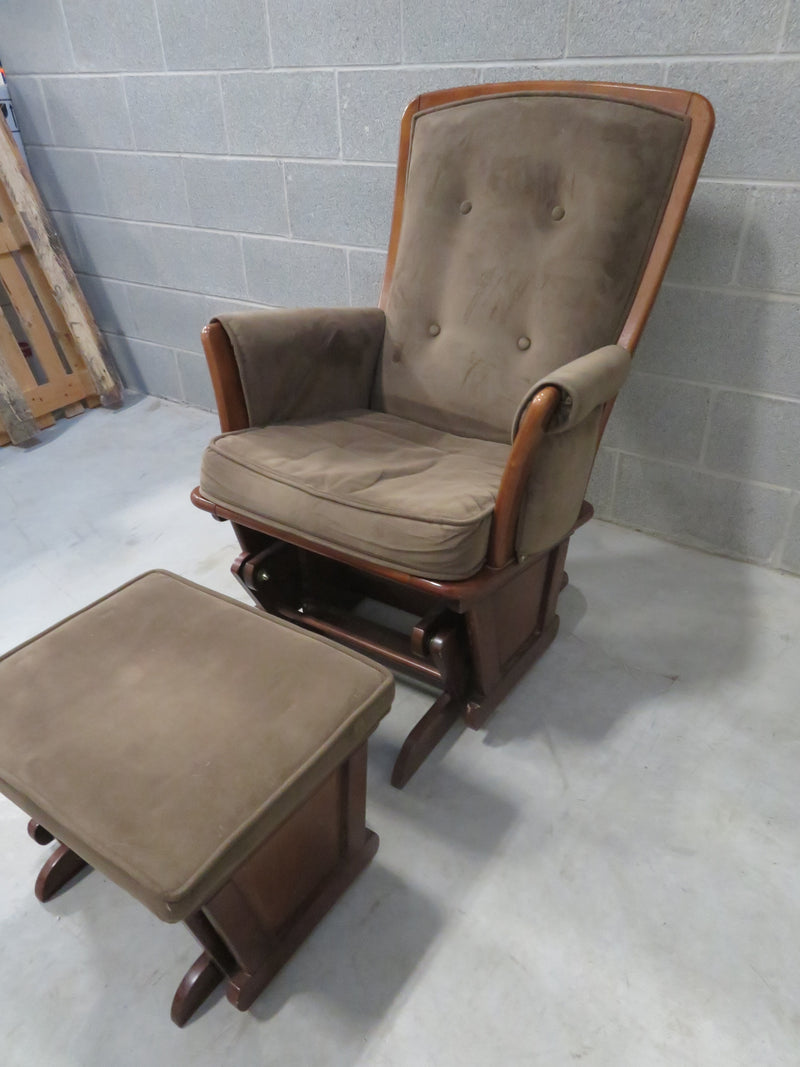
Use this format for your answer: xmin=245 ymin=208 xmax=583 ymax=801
xmin=171 ymin=952 xmax=225 ymax=1027
xmin=35 ymin=844 xmax=90 ymax=902
xmin=175 ymin=744 xmax=377 ymax=1025
xmin=28 ymin=819 xmax=55 ymax=845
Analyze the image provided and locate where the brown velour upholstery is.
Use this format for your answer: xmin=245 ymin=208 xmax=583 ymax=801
xmin=376 ymin=95 xmax=685 ymax=441
xmin=202 ymin=410 xmax=511 ymax=579
xmin=0 ymin=571 xmax=393 ymax=921
xmin=193 ymin=81 xmax=713 ymax=786
xmin=198 ymin=93 xmax=691 ymax=573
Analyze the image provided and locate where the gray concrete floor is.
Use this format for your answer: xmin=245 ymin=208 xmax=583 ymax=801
xmin=1 ymin=395 xmax=799 ymax=1066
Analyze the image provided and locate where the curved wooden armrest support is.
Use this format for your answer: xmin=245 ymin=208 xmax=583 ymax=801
xmin=202 ymin=321 xmax=249 ymax=432
xmin=487 ymin=385 xmax=561 ymax=570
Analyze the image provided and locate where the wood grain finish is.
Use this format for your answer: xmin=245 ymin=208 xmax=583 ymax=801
xmin=201 ymin=322 xmax=249 ymax=432
xmin=488 ymin=385 xmax=561 ymax=569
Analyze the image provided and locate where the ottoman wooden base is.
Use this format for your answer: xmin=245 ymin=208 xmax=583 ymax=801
xmin=2 ymin=572 xmax=394 ymax=1028
xmin=26 ymin=745 xmax=376 ymax=1026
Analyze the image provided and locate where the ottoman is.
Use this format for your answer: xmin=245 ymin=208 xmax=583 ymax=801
xmin=0 ymin=571 xmax=394 ymax=1026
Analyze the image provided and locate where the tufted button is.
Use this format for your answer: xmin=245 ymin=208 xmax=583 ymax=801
xmin=459 ymin=200 xmax=472 ymax=214
xmin=428 ymin=323 xmax=441 ymax=337
xmin=391 ymin=348 xmax=402 ymax=363
xmin=551 ymin=205 xmax=565 ymax=221
xmin=517 ymin=336 xmax=531 ymax=351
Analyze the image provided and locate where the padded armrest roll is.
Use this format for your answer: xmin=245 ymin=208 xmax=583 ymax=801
xmin=512 ymin=344 xmax=631 ymax=438
xmin=215 ymin=307 xmax=387 ymax=427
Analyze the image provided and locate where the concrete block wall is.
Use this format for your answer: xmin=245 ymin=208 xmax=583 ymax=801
xmin=2 ymin=0 xmax=799 ymax=573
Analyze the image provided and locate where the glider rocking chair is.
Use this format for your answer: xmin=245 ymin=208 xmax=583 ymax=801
xmin=192 ymin=81 xmax=714 ymax=787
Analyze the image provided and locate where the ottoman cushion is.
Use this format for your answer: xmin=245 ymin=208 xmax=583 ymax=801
xmin=0 ymin=571 xmax=393 ymax=922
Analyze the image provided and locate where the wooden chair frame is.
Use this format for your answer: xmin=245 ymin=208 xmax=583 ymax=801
xmin=192 ymin=82 xmax=714 ymax=788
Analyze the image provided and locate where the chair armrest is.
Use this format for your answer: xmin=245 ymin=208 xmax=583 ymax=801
xmin=210 ymin=307 xmax=386 ymax=428
xmin=511 ymin=344 xmax=631 ymax=439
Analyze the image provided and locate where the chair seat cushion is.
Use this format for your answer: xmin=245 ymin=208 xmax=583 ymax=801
xmin=0 ymin=572 xmax=394 ymax=922
xmin=200 ymin=410 xmax=511 ymax=580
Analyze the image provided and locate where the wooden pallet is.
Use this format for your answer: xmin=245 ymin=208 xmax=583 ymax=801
xmin=0 ymin=110 xmax=120 ymax=445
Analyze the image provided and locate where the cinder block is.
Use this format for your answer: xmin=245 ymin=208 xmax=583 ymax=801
xmin=147 ymin=226 xmax=247 ymax=298
xmin=783 ymin=0 xmax=800 ymax=50
xmin=779 ymin=498 xmax=800 ymax=574
xmin=666 ymin=181 xmax=749 ymax=287
xmin=243 ymin=237 xmax=348 ymax=306
xmin=338 ymin=67 xmax=480 ymax=162
xmin=42 ymin=77 xmax=134 ymax=150
xmin=126 ymin=284 xmax=208 ymax=353
xmin=7 ymin=77 xmax=53 ymax=145
xmin=737 ymin=187 xmax=800 ymax=295
xmin=72 ymin=216 xmax=157 ymax=284
xmin=704 ymin=391 xmax=800 ymax=490
xmin=286 ymin=163 xmax=394 ymax=248
xmin=568 ymin=0 xmax=785 ymax=56
xmin=125 ymin=74 xmax=225 ymax=154
xmin=183 ymin=157 xmax=289 ymax=235
xmin=26 ymin=147 xmax=107 ymax=215
xmin=603 ymin=372 xmax=711 ymax=463
xmin=348 ymin=250 xmax=386 ymax=306
xmin=98 ymin=152 xmax=190 ymax=225
xmin=177 ymin=351 xmax=216 ymax=410
xmin=587 ymin=446 xmax=616 ymax=519
xmin=637 ymin=288 xmax=800 ymax=400
xmin=75 ymin=273 xmax=136 ymax=335
xmin=62 ymin=0 xmax=164 ymax=72
xmin=0 ymin=1 xmax=74 ymax=74
xmin=402 ymin=0 xmax=567 ymax=62
xmin=157 ymin=0 xmax=270 ymax=70
xmin=222 ymin=72 xmax=339 ymax=158
xmin=665 ymin=61 xmax=800 ymax=180
xmin=480 ymin=60 xmax=663 ymax=84
xmin=269 ymin=0 xmax=401 ymax=66
xmin=205 ymin=296 xmax=274 ymax=316
xmin=614 ymin=453 xmax=790 ymax=562
xmin=103 ymin=333 xmax=181 ymax=400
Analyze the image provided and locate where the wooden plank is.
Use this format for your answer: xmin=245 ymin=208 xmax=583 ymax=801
xmin=0 ymin=307 xmax=37 ymax=443
xmin=0 ymin=301 xmax=37 ymax=389
xmin=0 ymin=117 xmax=121 ymax=404
xmin=0 ymin=249 xmax=69 ymax=385
xmin=18 ymin=247 xmax=85 ymax=374
xmin=63 ymin=400 xmax=85 ymax=418
xmin=22 ymin=369 xmax=93 ymax=417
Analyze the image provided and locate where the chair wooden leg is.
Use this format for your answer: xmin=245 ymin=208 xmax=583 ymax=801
xmin=391 ymin=693 xmax=463 ymax=789
xmin=171 ymin=952 xmax=225 ymax=1028
xmin=35 ymin=844 xmax=89 ymax=902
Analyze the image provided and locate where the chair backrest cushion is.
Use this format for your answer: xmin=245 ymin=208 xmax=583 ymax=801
xmin=374 ymin=92 xmax=688 ymax=442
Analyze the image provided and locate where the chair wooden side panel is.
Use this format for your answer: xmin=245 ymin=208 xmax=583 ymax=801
xmin=202 ymin=321 xmax=250 ymax=432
